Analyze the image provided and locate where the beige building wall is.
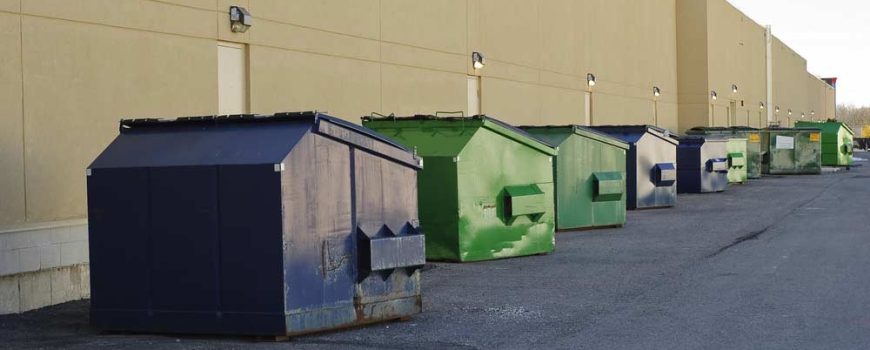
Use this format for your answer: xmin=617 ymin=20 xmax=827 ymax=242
xmin=677 ymin=0 xmax=769 ymax=131
xmin=805 ymin=74 xmax=836 ymax=121
xmin=676 ymin=0 xmax=834 ymax=131
xmin=771 ymin=37 xmax=809 ymax=127
xmin=474 ymin=0 xmax=678 ymax=130
xmin=676 ymin=0 xmax=709 ymax=132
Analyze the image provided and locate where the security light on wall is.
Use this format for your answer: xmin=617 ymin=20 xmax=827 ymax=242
xmin=775 ymin=106 xmax=780 ymax=113
xmin=788 ymin=109 xmax=793 ymax=116
xmin=801 ymin=113 xmax=806 ymax=118
xmin=587 ymin=73 xmax=597 ymax=87
xmin=811 ymin=111 xmax=816 ymax=116
xmin=229 ymin=6 xmax=252 ymax=33
xmin=472 ymin=52 xmax=486 ymax=69
xmin=760 ymin=102 xmax=765 ymax=110
xmin=710 ymin=91 xmax=718 ymax=101
xmin=732 ymin=84 xmax=738 ymax=93
xmin=653 ymin=86 xmax=661 ymax=97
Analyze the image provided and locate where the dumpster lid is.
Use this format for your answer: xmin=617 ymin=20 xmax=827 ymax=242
xmin=795 ymin=120 xmax=854 ymax=136
xmin=678 ymin=135 xmax=728 ymax=144
xmin=591 ymin=125 xmax=679 ymax=146
xmin=765 ymin=126 xmax=822 ymax=132
xmin=362 ymin=115 xmax=558 ymax=156
xmin=519 ymin=125 xmax=629 ymax=150
xmin=91 ymin=112 xmax=422 ymax=169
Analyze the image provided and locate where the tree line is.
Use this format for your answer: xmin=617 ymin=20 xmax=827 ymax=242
xmin=837 ymin=105 xmax=870 ymax=137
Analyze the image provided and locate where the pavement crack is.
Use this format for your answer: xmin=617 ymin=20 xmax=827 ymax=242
xmin=705 ymin=174 xmax=851 ymax=259
xmin=706 ymin=226 xmax=770 ymax=258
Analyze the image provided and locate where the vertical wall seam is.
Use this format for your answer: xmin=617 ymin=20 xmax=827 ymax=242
xmin=378 ymin=0 xmax=383 ymax=113
xmin=214 ymin=166 xmax=222 ymax=316
xmin=19 ymin=10 xmax=27 ymax=223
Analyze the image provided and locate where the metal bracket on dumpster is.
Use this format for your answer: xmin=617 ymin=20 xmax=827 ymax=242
xmin=592 ymin=172 xmax=624 ymax=202
xmin=843 ymin=144 xmax=853 ymax=155
xmin=728 ymin=153 xmax=746 ymax=168
xmin=357 ymin=223 xmax=426 ymax=282
xmin=652 ymin=163 xmax=676 ymax=187
xmin=504 ymin=184 xmax=547 ymax=222
xmin=706 ymin=158 xmax=729 ymax=173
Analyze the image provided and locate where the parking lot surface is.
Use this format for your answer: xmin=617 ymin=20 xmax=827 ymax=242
xmin=2 ymin=153 xmax=869 ymax=350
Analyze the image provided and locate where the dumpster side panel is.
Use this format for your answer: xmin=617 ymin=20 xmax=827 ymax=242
xmin=415 ymin=157 xmax=460 ymax=261
xmin=554 ymin=134 xmax=626 ymax=229
xmin=764 ymin=130 xmax=822 ymax=174
xmin=726 ymin=138 xmax=748 ymax=184
xmin=796 ymin=131 xmax=823 ymax=174
xmin=88 ymin=166 xmax=286 ymax=335
xmin=676 ymin=138 xmax=728 ymax=193
xmin=585 ymin=136 xmax=627 ymax=228
xmin=148 ymin=166 xmax=220 ymax=313
xmin=766 ymin=131 xmax=798 ymax=174
xmin=701 ymin=140 xmax=729 ymax=192
xmin=838 ymin=126 xmax=854 ymax=166
xmin=676 ymin=142 xmax=702 ymax=193
xmin=280 ymin=133 xmax=357 ymax=334
xmin=636 ymin=135 xmax=677 ymax=208
xmin=745 ymin=132 xmax=762 ymax=178
xmin=625 ymin=146 xmax=639 ymax=210
xmin=455 ymin=128 xmax=555 ymax=261
xmin=87 ymin=168 xmax=151 ymax=314
xmin=217 ymin=165 xmax=286 ymax=333
xmin=353 ymin=149 xmax=423 ymax=320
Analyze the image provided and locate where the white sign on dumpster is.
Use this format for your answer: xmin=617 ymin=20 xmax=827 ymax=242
xmin=775 ymin=136 xmax=795 ymax=149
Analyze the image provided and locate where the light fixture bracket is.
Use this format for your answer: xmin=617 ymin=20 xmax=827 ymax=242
xmin=230 ymin=6 xmax=252 ymax=33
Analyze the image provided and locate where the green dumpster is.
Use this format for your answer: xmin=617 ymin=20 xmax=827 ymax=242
xmin=725 ymin=136 xmax=748 ymax=184
xmin=733 ymin=127 xmax=763 ymax=179
xmin=686 ymin=127 xmax=755 ymax=182
xmin=362 ymin=115 xmax=557 ymax=262
xmin=761 ymin=127 xmax=822 ymax=175
xmin=795 ymin=120 xmax=854 ymax=167
xmin=520 ymin=125 xmax=629 ymax=231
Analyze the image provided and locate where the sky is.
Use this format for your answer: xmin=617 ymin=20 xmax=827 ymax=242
xmin=726 ymin=0 xmax=869 ymax=106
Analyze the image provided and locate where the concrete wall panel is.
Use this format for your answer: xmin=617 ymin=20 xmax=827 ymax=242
xmin=381 ymin=0 xmax=466 ymax=54
xmin=0 ymin=12 xmax=24 ymax=226
xmin=249 ymin=0 xmax=380 ymax=40
xmin=249 ymin=46 xmax=380 ymax=119
xmin=380 ymin=64 xmax=466 ymax=117
xmin=22 ymin=0 xmax=216 ymax=38
xmin=21 ymin=17 xmax=217 ymax=221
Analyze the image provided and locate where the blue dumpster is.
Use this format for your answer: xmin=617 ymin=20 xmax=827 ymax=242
xmin=591 ymin=125 xmax=679 ymax=210
xmin=86 ymin=112 xmax=425 ymax=337
xmin=676 ymin=136 xmax=729 ymax=193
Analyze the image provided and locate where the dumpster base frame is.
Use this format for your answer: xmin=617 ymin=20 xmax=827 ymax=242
xmin=556 ymin=223 xmax=624 ymax=233
xmin=91 ymin=295 xmax=422 ymax=338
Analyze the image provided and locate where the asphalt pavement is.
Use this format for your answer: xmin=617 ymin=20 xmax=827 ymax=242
xmin=2 ymin=153 xmax=869 ymax=350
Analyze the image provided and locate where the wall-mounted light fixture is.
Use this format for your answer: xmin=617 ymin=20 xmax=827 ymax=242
xmin=760 ymin=102 xmax=765 ymax=110
xmin=587 ymin=73 xmax=596 ymax=87
xmin=801 ymin=113 xmax=806 ymax=118
xmin=472 ymin=52 xmax=486 ymax=70
xmin=811 ymin=111 xmax=816 ymax=116
xmin=775 ymin=106 xmax=781 ymax=113
xmin=788 ymin=109 xmax=793 ymax=116
xmin=732 ymin=84 xmax=739 ymax=93
xmin=711 ymin=90 xmax=718 ymax=101
xmin=229 ymin=6 xmax=252 ymax=33
xmin=653 ymin=86 xmax=661 ymax=97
